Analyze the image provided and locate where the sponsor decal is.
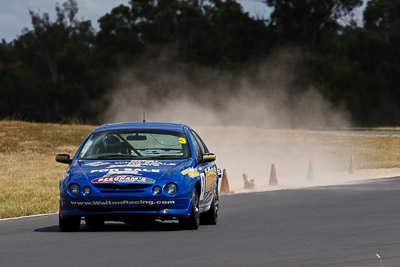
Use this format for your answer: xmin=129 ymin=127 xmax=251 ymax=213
xmin=70 ymin=200 xmax=175 ymax=206
xmin=188 ymin=171 xmax=200 ymax=178
xmin=91 ymin=175 xmax=155 ymax=184
xmin=205 ymin=167 xmax=217 ymax=179
xmin=181 ymin=168 xmax=191 ymax=175
xmin=83 ymin=161 xmax=110 ymax=167
xmin=181 ymin=167 xmax=200 ymax=178
xmin=200 ymin=172 xmax=206 ymax=200
xmin=110 ymin=160 xmax=176 ymax=168
xmin=205 ymin=166 xmax=218 ymax=191
xmin=105 ymin=170 xmax=139 ymax=175
xmin=90 ymin=168 xmax=160 ymax=174
xmin=217 ymin=168 xmax=222 ymax=178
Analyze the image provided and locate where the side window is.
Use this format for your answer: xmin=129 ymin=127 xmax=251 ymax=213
xmin=189 ymin=131 xmax=202 ymax=161
xmin=191 ymin=130 xmax=209 ymax=154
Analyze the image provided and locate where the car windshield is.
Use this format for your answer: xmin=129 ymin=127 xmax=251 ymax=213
xmin=78 ymin=129 xmax=191 ymax=160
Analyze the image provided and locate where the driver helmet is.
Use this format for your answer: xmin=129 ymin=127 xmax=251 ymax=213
xmin=103 ymin=135 xmax=121 ymax=152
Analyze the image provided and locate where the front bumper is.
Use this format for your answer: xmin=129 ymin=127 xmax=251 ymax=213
xmin=60 ymin=195 xmax=192 ymax=219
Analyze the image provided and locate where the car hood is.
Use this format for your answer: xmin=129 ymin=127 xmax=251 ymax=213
xmin=69 ymin=159 xmax=194 ymax=183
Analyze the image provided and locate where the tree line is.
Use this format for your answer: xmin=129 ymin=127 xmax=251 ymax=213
xmin=0 ymin=0 xmax=399 ymax=126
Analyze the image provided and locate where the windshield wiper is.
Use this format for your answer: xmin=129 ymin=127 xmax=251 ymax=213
xmin=93 ymin=154 xmax=139 ymax=159
xmin=151 ymin=155 xmax=180 ymax=159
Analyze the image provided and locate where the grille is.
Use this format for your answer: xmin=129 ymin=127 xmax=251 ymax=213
xmin=99 ymin=190 xmax=145 ymax=193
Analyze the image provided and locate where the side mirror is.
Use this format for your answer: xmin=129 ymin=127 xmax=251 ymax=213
xmin=56 ymin=154 xmax=72 ymax=164
xmin=202 ymin=153 xmax=216 ymax=163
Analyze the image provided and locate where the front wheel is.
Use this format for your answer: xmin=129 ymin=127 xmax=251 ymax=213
xmin=179 ymin=188 xmax=200 ymax=230
xmin=201 ymin=188 xmax=219 ymax=225
xmin=59 ymin=213 xmax=81 ymax=232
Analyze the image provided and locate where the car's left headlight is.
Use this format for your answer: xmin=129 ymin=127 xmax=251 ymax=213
xmin=152 ymin=186 xmax=162 ymax=195
xmin=69 ymin=183 xmax=80 ymax=195
xmin=166 ymin=183 xmax=178 ymax=195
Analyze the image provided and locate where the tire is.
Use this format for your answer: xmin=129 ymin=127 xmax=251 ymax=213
xmin=59 ymin=213 xmax=81 ymax=232
xmin=201 ymin=188 xmax=219 ymax=225
xmin=85 ymin=216 xmax=105 ymax=227
xmin=179 ymin=188 xmax=200 ymax=230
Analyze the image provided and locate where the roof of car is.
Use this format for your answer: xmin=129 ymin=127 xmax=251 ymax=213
xmin=93 ymin=122 xmax=188 ymax=133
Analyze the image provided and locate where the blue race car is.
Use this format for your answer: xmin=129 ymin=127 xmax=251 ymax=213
xmin=56 ymin=122 xmax=220 ymax=231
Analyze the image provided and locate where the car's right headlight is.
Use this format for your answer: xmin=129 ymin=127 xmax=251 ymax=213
xmin=83 ymin=186 xmax=92 ymax=195
xmin=166 ymin=183 xmax=178 ymax=195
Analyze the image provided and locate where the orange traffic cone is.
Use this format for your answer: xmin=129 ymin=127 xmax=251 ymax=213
xmin=243 ymin=173 xmax=255 ymax=189
xmin=349 ymin=155 xmax=356 ymax=174
xmin=306 ymin=160 xmax=315 ymax=181
xmin=220 ymin=168 xmax=231 ymax=193
xmin=269 ymin=163 xmax=278 ymax=186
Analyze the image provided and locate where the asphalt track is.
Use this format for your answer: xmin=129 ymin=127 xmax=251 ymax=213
xmin=1 ymin=177 xmax=400 ymax=266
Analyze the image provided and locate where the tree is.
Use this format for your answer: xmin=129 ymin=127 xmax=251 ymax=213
xmin=205 ymin=0 xmax=271 ymax=67
xmin=95 ymin=4 xmax=142 ymax=69
xmin=266 ymin=0 xmax=362 ymax=46
xmin=13 ymin=0 xmax=96 ymax=121
xmin=364 ymin=0 xmax=400 ymax=40
xmin=96 ymin=0 xmax=270 ymax=69
xmin=362 ymin=0 xmax=400 ymax=124
xmin=0 ymin=40 xmax=41 ymax=120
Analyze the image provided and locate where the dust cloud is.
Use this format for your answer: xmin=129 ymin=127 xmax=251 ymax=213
xmin=101 ymin=48 xmax=360 ymax=191
xmin=103 ymin=48 xmax=350 ymax=129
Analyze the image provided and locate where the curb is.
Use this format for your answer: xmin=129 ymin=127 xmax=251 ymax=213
xmin=0 ymin=212 xmax=58 ymax=222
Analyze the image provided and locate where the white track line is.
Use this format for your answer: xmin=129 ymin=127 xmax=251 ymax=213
xmin=0 ymin=212 xmax=58 ymax=222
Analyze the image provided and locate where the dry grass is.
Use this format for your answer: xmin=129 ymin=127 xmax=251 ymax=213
xmin=0 ymin=120 xmax=95 ymax=218
xmin=273 ymin=130 xmax=400 ymax=169
xmin=1 ymin=120 xmax=400 ymax=219
xmin=199 ymin=127 xmax=400 ymax=170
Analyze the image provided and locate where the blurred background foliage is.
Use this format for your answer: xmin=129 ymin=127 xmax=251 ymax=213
xmin=1 ymin=0 xmax=399 ymax=126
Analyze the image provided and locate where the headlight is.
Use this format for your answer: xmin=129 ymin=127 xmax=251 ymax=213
xmin=166 ymin=183 xmax=178 ymax=195
xmin=152 ymin=186 xmax=162 ymax=195
xmin=83 ymin=186 xmax=92 ymax=195
xmin=69 ymin=183 xmax=80 ymax=195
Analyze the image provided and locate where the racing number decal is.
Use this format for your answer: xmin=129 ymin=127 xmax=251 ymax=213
xmin=199 ymin=172 xmax=206 ymax=201
xmin=179 ymin=138 xmax=187 ymax=144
